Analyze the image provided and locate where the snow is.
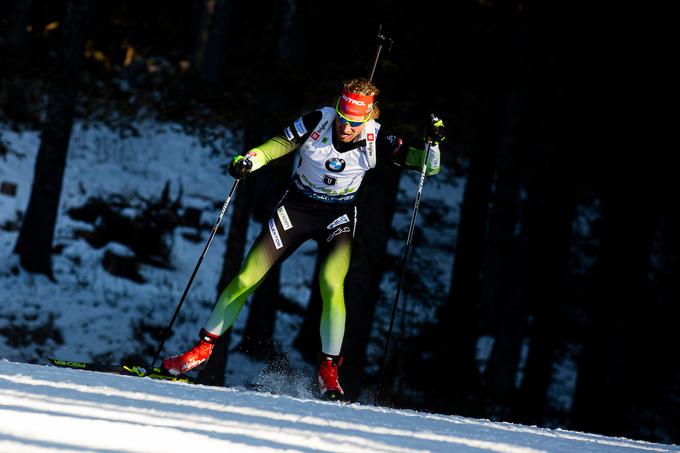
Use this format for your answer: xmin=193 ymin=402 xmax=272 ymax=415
xmin=1 ymin=123 xmax=236 ymax=366
xmin=1 ymin=361 xmax=677 ymax=453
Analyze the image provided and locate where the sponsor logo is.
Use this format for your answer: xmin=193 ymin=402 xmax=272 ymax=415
xmin=367 ymin=133 xmax=374 ymax=141
xmin=53 ymin=359 xmax=86 ymax=368
xmin=366 ymin=138 xmax=376 ymax=164
xmin=327 ymin=226 xmax=351 ymax=242
xmin=284 ymin=127 xmax=295 ymax=141
xmin=292 ymin=176 xmax=357 ymax=203
xmin=323 ymin=175 xmax=337 ymax=185
xmin=327 ymin=214 xmax=350 ymax=229
xmin=312 ymin=119 xmax=329 ymax=141
xmin=246 ymin=151 xmax=257 ymax=158
xmin=325 ymin=158 xmax=346 ymax=172
xmin=341 ymin=94 xmax=366 ymax=106
xmin=321 ymin=137 xmax=329 ymax=144
xmin=294 ymin=118 xmax=307 ymax=136
xmin=268 ymin=219 xmax=283 ymax=249
xmin=276 ymin=206 xmax=293 ymax=230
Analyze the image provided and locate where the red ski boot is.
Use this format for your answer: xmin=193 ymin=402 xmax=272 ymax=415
xmin=162 ymin=328 xmax=219 ymax=376
xmin=318 ymin=355 xmax=344 ymax=400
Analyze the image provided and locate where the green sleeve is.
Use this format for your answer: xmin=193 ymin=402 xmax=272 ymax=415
xmin=243 ymin=135 xmax=298 ymax=171
xmin=404 ymin=144 xmax=441 ymax=176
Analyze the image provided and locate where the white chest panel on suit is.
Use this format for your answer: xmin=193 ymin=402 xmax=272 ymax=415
xmin=294 ymin=107 xmax=380 ymax=202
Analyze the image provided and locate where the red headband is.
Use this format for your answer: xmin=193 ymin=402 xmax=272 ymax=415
xmin=337 ymin=89 xmax=374 ymax=119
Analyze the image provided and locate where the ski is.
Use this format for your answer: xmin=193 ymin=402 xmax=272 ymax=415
xmin=48 ymin=358 xmax=198 ymax=384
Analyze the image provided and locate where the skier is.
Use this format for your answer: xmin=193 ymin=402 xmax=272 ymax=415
xmin=162 ymin=77 xmax=445 ymax=399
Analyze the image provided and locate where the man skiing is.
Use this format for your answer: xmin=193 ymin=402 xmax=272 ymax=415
xmin=162 ymin=77 xmax=445 ymax=400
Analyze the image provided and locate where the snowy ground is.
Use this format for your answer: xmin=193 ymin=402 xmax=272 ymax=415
xmin=1 ymin=361 xmax=678 ymax=453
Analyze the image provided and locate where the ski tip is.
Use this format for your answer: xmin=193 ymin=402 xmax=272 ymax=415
xmin=47 ymin=357 xmax=82 ymax=367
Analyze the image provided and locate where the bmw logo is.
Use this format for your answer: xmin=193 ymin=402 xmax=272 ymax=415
xmin=325 ymin=158 xmax=346 ymax=172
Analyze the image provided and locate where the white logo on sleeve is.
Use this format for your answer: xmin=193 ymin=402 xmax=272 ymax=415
xmin=268 ymin=219 xmax=283 ymax=249
xmin=283 ymin=127 xmax=295 ymax=141
xmin=326 ymin=214 xmax=350 ymax=229
xmin=294 ymin=118 xmax=307 ymax=137
xmin=277 ymin=206 xmax=293 ymax=230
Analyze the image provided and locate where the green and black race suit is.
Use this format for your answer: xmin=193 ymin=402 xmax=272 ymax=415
xmin=203 ymin=107 xmax=440 ymax=357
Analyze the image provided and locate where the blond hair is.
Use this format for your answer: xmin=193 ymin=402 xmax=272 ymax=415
xmin=343 ymin=77 xmax=380 ymax=97
xmin=342 ymin=78 xmax=380 ymax=119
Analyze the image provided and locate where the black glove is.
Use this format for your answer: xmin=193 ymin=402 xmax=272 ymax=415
xmin=228 ymin=155 xmax=253 ymax=179
xmin=425 ymin=114 xmax=446 ymax=145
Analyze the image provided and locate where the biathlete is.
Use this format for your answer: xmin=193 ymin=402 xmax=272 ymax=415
xmin=162 ymin=77 xmax=445 ymax=400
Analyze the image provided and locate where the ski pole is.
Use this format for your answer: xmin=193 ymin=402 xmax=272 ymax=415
xmin=151 ymin=177 xmax=241 ymax=367
xmin=374 ymin=141 xmax=433 ymax=405
xmin=368 ymin=24 xmax=393 ymax=82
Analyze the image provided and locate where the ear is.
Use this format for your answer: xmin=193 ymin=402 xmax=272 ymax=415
xmin=370 ymin=102 xmax=381 ymax=120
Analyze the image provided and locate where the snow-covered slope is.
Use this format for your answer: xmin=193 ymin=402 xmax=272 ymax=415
xmin=0 ymin=361 xmax=677 ymax=453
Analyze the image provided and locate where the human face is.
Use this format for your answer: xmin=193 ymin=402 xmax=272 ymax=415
xmin=334 ymin=116 xmax=366 ymax=142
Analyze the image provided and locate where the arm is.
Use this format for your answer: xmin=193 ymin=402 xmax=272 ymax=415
xmin=378 ymin=134 xmax=441 ymax=176
xmin=377 ymin=115 xmax=445 ymax=176
xmin=403 ymin=144 xmax=441 ymax=176
xmin=229 ymin=110 xmax=323 ymax=178
xmin=241 ymin=135 xmax=297 ymax=172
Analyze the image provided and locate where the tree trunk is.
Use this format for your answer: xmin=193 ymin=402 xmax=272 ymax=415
xmin=564 ymin=0 xmax=662 ymax=435
xmin=478 ymin=0 xmax=537 ymax=412
xmin=2 ymin=0 xmax=34 ymax=122
xmin=480 ymin=92 xmax=528 ymax=413
xmin=275 ymin=0 xmax=297 ymax=63
xmin=429 ymin=117 xmax=499 ymax=413
xmin=13 ymin=0 xmax=91 ymax=278
xmin=6 ymin=0 xmax=33 ymax=52
xmin=569 ymin=172 xmax=659 ymax=436
xmin=656 ymin=202 xmax=680 ymax=441
xmin=191 ymin=0 xmax=230 ymax=84
xmin=429 ymin=0 xmax=519 ymax=415
xmin=516 ymin=139 xmax=578 ymax=423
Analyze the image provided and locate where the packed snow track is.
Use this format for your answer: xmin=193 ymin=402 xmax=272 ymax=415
xmin=0 ymin=361 xmax=677 ymax=453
